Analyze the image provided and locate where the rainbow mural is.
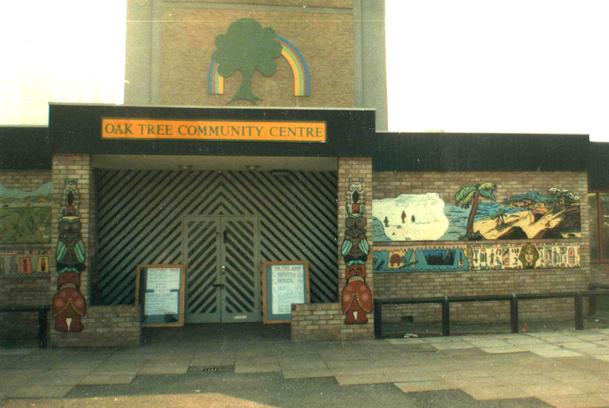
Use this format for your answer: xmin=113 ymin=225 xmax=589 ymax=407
xmin=208 ymin=34 xmax=310 ymax=97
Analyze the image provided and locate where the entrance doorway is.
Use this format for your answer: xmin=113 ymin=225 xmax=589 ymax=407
xmin=182 ymin=215 xmax=260 ymax=323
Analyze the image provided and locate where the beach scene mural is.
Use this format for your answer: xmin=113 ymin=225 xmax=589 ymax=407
xmin=373 ymin=185 xmax=581 ymax=242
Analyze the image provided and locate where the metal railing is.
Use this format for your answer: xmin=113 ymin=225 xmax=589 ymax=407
xmin=373 ymin=290 xmax=609 ymax=339
xmin=0 ymin=305 xmax=50 ymax=348
xmin=589 ymin=283 xmax=609 ymax=315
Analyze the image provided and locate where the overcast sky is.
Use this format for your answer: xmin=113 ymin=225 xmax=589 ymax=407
xmin=1 ymin=1 xmax=608 ymax=141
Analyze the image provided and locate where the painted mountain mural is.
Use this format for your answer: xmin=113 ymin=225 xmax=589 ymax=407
xmin=373 ymin=187 xmax=581 ymax=242
xmin=0 ymin=182 xmax=52 ymax=243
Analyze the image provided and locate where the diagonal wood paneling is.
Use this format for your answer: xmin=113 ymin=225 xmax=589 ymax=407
xmin=95 ymin=170 xmax=338 ymax=305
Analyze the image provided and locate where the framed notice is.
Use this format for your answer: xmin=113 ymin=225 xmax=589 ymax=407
xmin=261 ymin=260 xmax=310 ymax=324
xmin=135 ymin=264 xmax=186 ymax=327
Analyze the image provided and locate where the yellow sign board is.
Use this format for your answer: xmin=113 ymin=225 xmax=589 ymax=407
xmin=101 ymin=118 xmax=326 ymax=143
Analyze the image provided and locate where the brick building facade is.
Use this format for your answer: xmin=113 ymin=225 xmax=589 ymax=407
xmin=2 ymin=0 xmax=609 ymax=348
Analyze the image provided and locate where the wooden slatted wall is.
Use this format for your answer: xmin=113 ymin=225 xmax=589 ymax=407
xmin=94 ymin=170 xmax=338 ymax=305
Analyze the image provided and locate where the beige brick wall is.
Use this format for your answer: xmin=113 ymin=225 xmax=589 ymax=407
xmin=49 ymin=154 xmax=96 ymax=346
xmin=591 ymin=263 xmax=609 ymax=285
xmin=159 ymin=6 xmax=353 ymax=107
xmin=179 ymin=0 xmax=352 ymax=8
xmin=51 ymin=305 xmax=141 ymax=348
xmin=291 ymin=303 xmax=372 ymax=341
xmin=0 ymin=170 xmax=51 ymax=190
xmin=373 ymin=171 xmax=590 ymax=323
xmin=50 ymin=154 xmax=93 ymax=298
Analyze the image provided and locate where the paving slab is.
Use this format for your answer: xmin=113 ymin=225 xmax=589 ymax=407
xmin=394 ymin=380 xmax=455 ymax=392
xmin=1 ymin=393 xmax=275 ymax=408
xmin=569 ymin=333 xmax=609 ymax=342
xmin=461 ymin=384 xmax=532 ymax=400
xmin=428 ymin=341 xmax=474 ymax=350
xmin=335 ymin=373 xmax=390 ymax=386
xmin=528 ymin=347 xmax=584 ymax=358
xmin=520 ymin=382 xmax=584 ymax=397
xmin=278 ymin=360 xmax=327 ymax=371
xmin=383 ymin=368 xmax=443 ymax=383
xmin=29 ymin=368 xmax=97 ymax=386
xmin=234 ymin=362 xmax=280 ymax=374
xmin=281 ymin=368 xmax=333 ymax=379
xmin=7 ymin=385 xmax=74 ymax=399
xmin=78 ymin=373 xmax=137 ymax=385
xmin=139 ymin=361 xmax=190 ymax=375
xmin=536 ymin=392 xmax=609 ymax=408
xmin=480 ymin=345 xmax=524 ymax=354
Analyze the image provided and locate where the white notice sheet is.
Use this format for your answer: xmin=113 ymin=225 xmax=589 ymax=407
xmin=144 ymin=268 xmax=180 ymax=316
xmin=271 ymin=264 xmax=304 ymax=315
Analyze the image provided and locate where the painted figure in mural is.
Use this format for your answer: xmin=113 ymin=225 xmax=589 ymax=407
xmin=401 ymin=211 xmax=406 ymax=224
xmin=519 ymin=243 xmax=539 ymax=268
xmin=390 ymin=253 xmax=403 ymax=267
xmin=384 ymin=216 xmax=389 ymax=227
xmin=411 ymin=214 xmax=415 ymax=223
xmin=52 ymin=179 xmax=87 ymax=333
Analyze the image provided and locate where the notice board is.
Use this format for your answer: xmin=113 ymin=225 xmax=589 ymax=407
xmin=135 ymin=264 xmax=186 ymax=327
xmin=261 ymin=260 xmax=310 ymax=324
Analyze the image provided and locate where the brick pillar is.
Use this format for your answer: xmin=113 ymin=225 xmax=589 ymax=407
xmin=337 ymin=157 xmax=373 ymax=338
xmin=50 ymin=154 xmax=93 ymax=343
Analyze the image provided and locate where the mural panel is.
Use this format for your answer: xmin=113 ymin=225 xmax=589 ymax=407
xmin=208 ymin=18 xmax=310 ymax=103
xmin=0 ymin=249 xmax=49 ymax=275
xmin=373 ymin=186 xmax=581 ymax=242
xmin=0 ymin=182 xmax=52 ymax=244
xmin=373 ymin=245 xmax=469 ymax=273
xmin=469 ymin=242 xmax=581 ymax=270
xmin=340 ymin=178 xmax=373 ymax=324
xmin=52 ymin=179 xmax=87 ymax=333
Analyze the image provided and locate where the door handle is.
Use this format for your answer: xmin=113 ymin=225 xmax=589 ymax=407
xmin=212 ymin=283 xmax=224 ymax=288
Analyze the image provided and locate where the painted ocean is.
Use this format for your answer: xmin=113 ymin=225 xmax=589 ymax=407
xmin=374 ymin=202 xmax=522 ymax=242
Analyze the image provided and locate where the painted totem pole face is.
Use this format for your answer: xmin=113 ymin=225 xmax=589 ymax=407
xmin=53 ymin=179 xmax=87 ymax=333
xmin=341 ymin=177 xmax=373 ymax=325
xmin=58 ymin=218 xmax=81 ymax=245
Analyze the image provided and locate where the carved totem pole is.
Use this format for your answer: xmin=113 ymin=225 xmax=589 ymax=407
xmin=340 ymin=178 xmax=373 ymax=324
xmin=52 ymin=179 xmax=87 ymax=332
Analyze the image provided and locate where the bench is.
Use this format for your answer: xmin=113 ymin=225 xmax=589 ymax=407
xmin=373 ymin=290 xmax=609 ymax=339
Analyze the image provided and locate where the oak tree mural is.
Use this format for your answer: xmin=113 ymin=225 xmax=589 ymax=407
xmin=212 ymin=18 xmax=282 ymax=103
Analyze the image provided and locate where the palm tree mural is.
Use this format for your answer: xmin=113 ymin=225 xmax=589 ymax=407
xmin=455 ymin=183 xmax=497 ymax=240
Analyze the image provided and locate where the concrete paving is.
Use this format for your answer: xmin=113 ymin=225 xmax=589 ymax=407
xmin=2 ymin=325 xmax=609 ymax=407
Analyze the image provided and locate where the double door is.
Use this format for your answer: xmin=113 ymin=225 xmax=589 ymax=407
xmin=183 ymin=215 xmax=260 ymax=323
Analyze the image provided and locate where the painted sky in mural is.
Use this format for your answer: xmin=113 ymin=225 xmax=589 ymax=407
xmin=373 ymin=187 xmax=581 ymax=242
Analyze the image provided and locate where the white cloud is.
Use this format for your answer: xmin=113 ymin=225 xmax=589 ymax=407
xmin=386 ymin=0 xmax=609 ymax=141
xmin=0 ymin=0 xmax=126 ymax=125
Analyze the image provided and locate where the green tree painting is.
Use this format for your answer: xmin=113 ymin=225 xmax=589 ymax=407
xmin=212 ymin=18 xmax=282 ymax=103
xmin=455 ymin=183 xmax=497 ymax=240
